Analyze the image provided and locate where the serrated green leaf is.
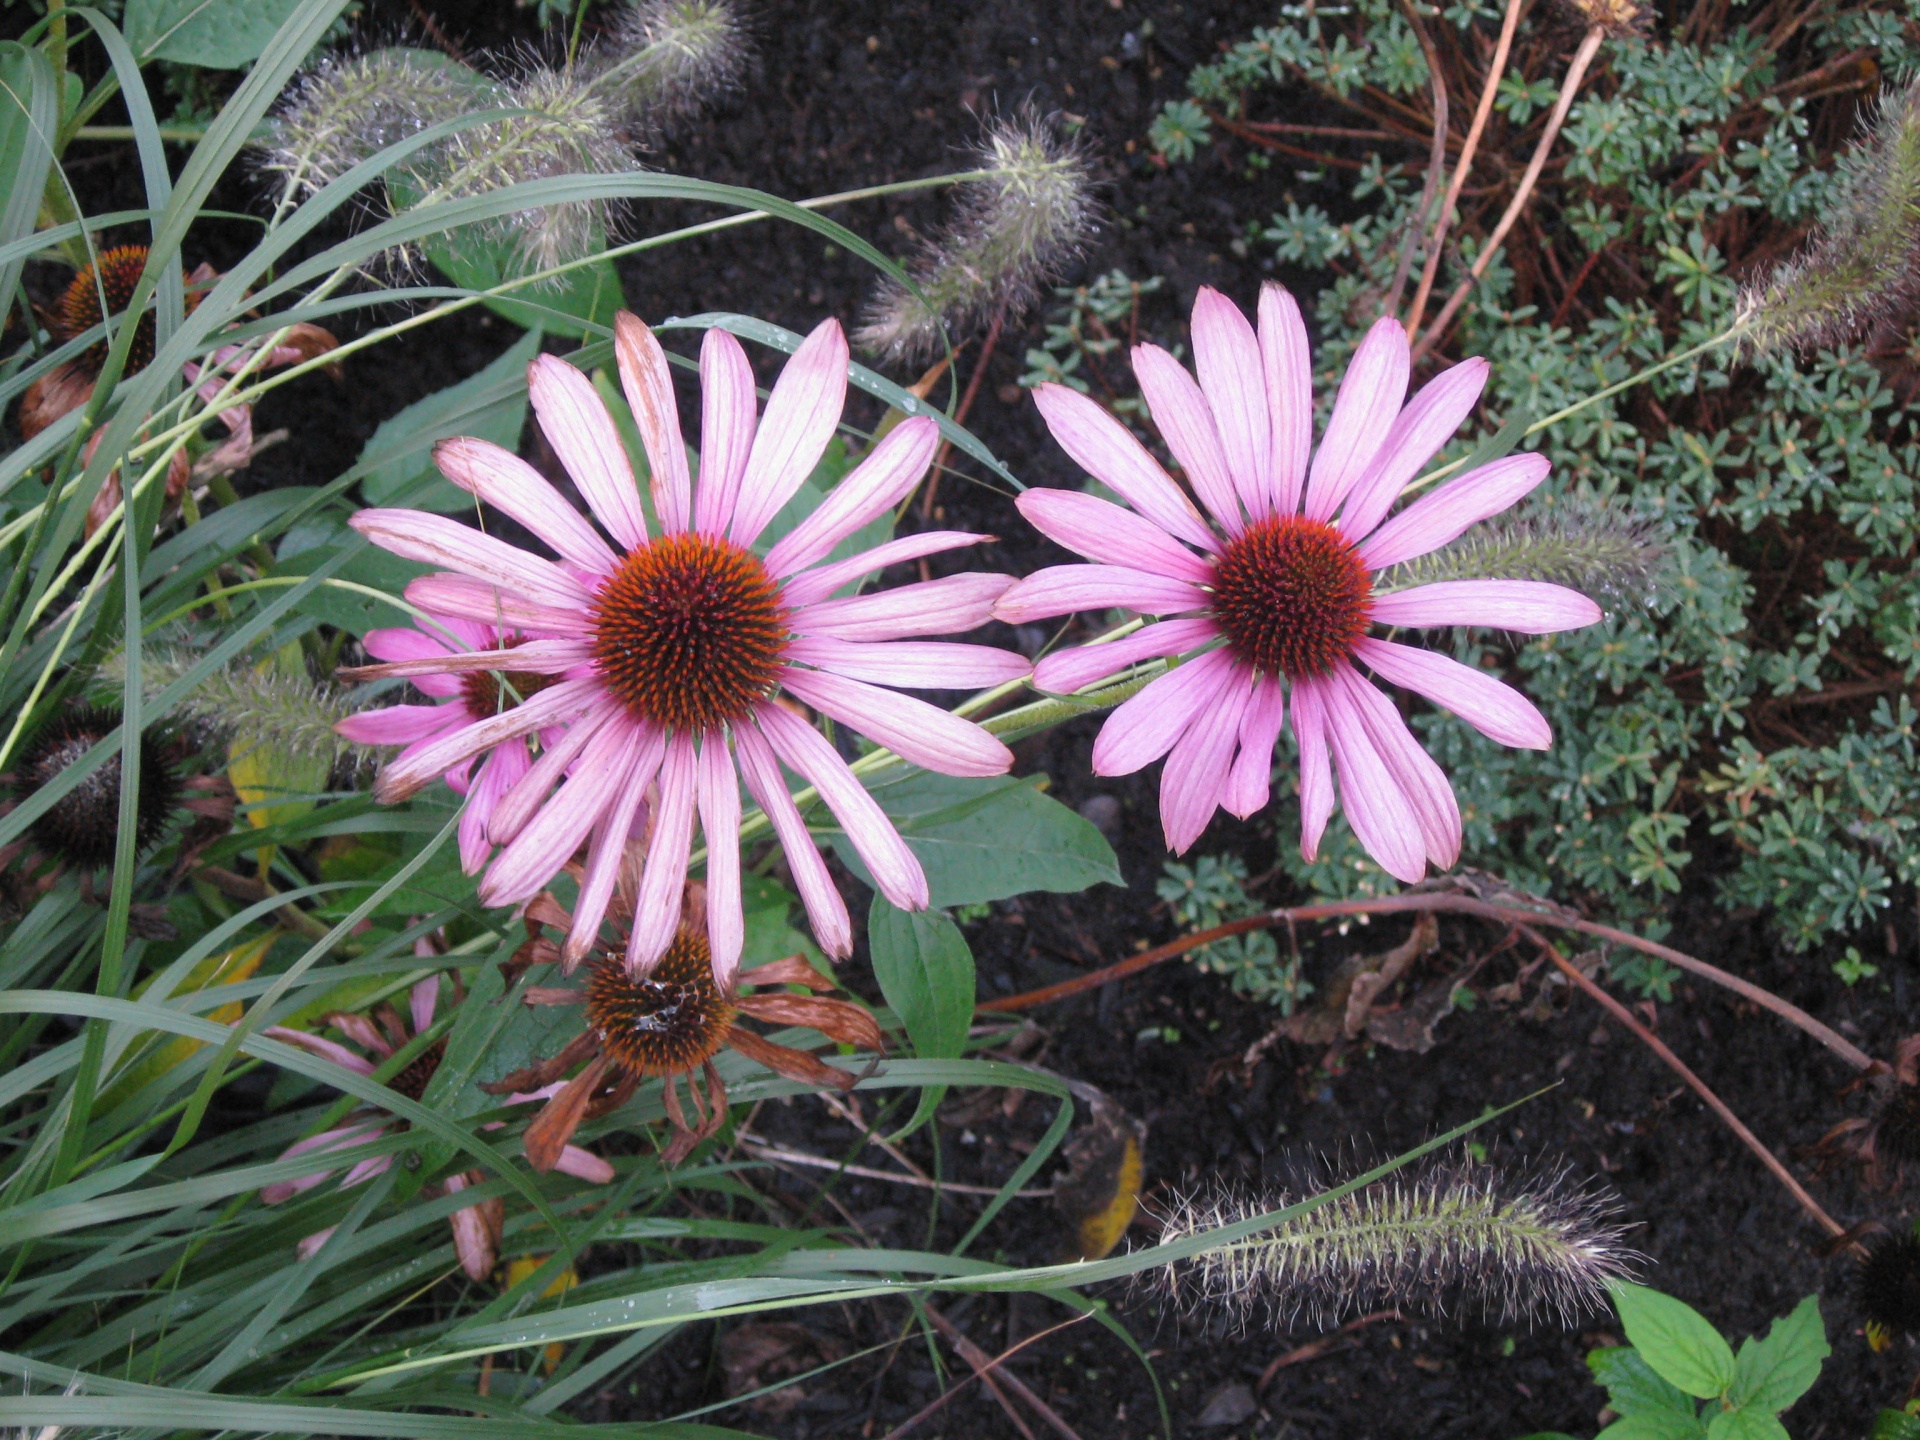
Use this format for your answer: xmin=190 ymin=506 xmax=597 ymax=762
xmin=1597 ymin=1416 xmax=1709 ymax=1440
xmin=1727 ymin=1294 xmax=1825 ymax=1414
xmin=866 ymin=900 xmax=973 ymax=1135
xmin=1873 ymin=1409 xmax=1920 ymax=1440
xmin=1610 ymin=1282 xmax=1738 ymax=1399
xmin=1705 ymin=1407 xmax=1790 ymax=1440
xmin=358 ymin=329 xmax=543 ymax=511
xmin=1590 ymin=1345 xmax=1699 ymax=1417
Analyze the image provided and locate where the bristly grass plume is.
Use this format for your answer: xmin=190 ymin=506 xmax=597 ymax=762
xmin=857 ymin=107 xmax=1098 ymax=363
xmin=1738 ymin=76 xmax=1920 ymax=355
xmin=593 ymin=0 xmax=750 ymax=131
xmin=1379 ymin=495 xmax=1666 ymax=608
xmin=1152 ymin=1155 xmax=1638 ymax=1329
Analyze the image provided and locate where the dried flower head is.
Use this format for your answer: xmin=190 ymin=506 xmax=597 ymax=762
xmin=857 ymin=108 xmax=1098 ymax=363
xmin=1152 ymin=1155 xmax=1639 ymax=1329
xmin=1378 ymin=494 xmax=1666 ymax=608
xmin=8 ymin=707 xmax=180 ymax=872
xmin=1560 ymin=0 xmax=1650 ymax=38
xmin=594 ymin=0 xmax=749 ymax=131
xmin=1738 ymin=77 xmax=1920 ymax=356
xmin=1860 ymin=1231 xmax=1920 ymax=1341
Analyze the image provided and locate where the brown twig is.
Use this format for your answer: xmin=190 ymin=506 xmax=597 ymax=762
xmin=1412 ymin=26 xmax=1608 ymax=363
xmin=978 ymin=891 xmax=1873 ymax=1074
xmin=927 ymin=1306 xmax=1087 ymax=1440
xmin=736 ymin=1134 xmax=1052 ymax=1199
xmin=880 ymin=1313 xmax=1090 ymax=1440
xmin=1256 ymin=1310 xmax=1403 ymax=1394
xmin=404 ymin=0 xmax=465 ymax=62
xmin=1385 ymin=0 xmax=1450 ymax=318
xmin=919 ymin=304 xmax=1006 ymax=523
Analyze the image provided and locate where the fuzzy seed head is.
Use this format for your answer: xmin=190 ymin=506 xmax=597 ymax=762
xmin=1379 ymin=496 xmax=1664 ymax=608
xmin=12 ymin=707 xmax=180 ymax=871
xmin=1861 ymin=1232 xmax=1920 ymax=1336
xmin=1151 ymin=1157 xmax=1639 ymax=1329
xmin=596 ymin=0 xmax=749 ymax=130
xmin=586 ymin=929 xmax=737 ymax=1078
xmin=1211 ymin=515 xmax=1375 ymax=679
xmin=857 ymin=107 xmax=1099 ymax=362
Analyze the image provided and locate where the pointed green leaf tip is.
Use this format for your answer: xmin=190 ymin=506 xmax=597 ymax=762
xmin=1608 ymin=1280 xmax=1737 ymax=1399
xmin=1727 ymin=1293 xmax=1826 ymax=1414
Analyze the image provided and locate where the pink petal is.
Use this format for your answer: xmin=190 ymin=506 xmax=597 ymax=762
xmin=1013 ymin=488 xmax=1215 ymax=584
xmin=1332 ymin=663 xmax=1460 ymax=870
xmin=615 ymin=313 xmax=692 ymax=534
xmin=627 ymin=733 xmax=698 ymax=974
xmin=331 ymin=1012 xmax=392 ymax=1058
xmin=459 ymin=740 xmax=529 ymax=874
xmin=753 ymin=701 xmax=928 ymax=911
xmin=694 ymin=327 xmax=758 ymax=536
xmin=349 ymin=511 xmax=591 ymax=611
xmin=1356 ymin=453 xmax=1551 ymax=570
xmin=1304 ymin=316 xmax=1409 ymax=523
xmin=477 ymin=714 xmax=645 ymax=905
xmin=340 ymin=1153 xmax=394 ymax=1189
xmin=764 ymin=415 xmax=938 ymax=579
xmin=779 ymin=666 xmax=1013 ymax=778
xmin=554 ymin=1144 xmax=617 ymax=1183
xmin=1290 ymin=676 xmax=1334 ymax=860
xmin=1191 ymin=286 xmax=1272 ymax=518
xmin=261 ymin=1029 xmax=376 ymax=1077
xmin=447 ymin=1195 xmax=496 ymax=1282
xmin=1354 ymin=637 xmax=1552 ymax=749
xmin=347 ymin=639 xmax=593 ymax=682
xmin=260 ymin=1124 xmax=382 ymax=1203
xmin=404 ymin=575 xmax=595 ymax=637
xmin=780 ymin=532 xmax=992 ymax=609
xmin=793 ymin=572 xmax=1013 ymax=642
xmin=296 ymin=1225 xmax=338 ymax=1259
xmin=1031 ymin=382 xmax=1220 ymax=553
xmin=377 ymin=679 xmax=596 ymax=803
xmin=432 ymin=436 xmax=619 ymax=575
xmin=696 ymin=733 xmax=744 ymax=993
xmin=1032 ymin=615 xmax=1219 ymax=695
xmin=410 ymin=976 xmax=440 ymax=1039
xmin=730 ymin=318 xmax=850 ymax=548
xmin=564 ymin=732 xmax=662 ymax=967
xmin=336 ymin=704 xmax=462 ymax=748
xmin=1338 ymin=357 xmax=1490 ymax=542
xmin=1133 ymin=342 xmax=1244 ymax=535
xmin=528 ymin=354 xmax=648 ymax=550
xmin=991 ymin=565 xmax=1208 ymax=625
xmin=1159 ymin=668 xmax=1250 ymax=853
xmin=1369 ymin=580 xmax=1603 ymax=633
xmin=486 ymin=707 xmax=617 ymax=847
xmin=783 ymin=637 xmax=1031 ymax=689
xmin=1320 ymin=677 xmax=1426 ymax=883
xmin=1091 ymin=648 xmax=1238 ymax=776
xmin=1223 ymin=676 xmax=1285 ymax=818
xmin=735 ymin=720 xmax=853 ymax=957
xmin=1259 ymin=283 xmax=1313 ymax=515
xmin=363 ymin=627 xmax=452 ymax=666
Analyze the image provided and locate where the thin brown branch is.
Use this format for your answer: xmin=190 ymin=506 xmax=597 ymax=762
xmin=1256 ymin=1310 xmax=1402 ymax=1394
xmin=404 ymin=0 xmax=466 ymax=62
xmin=736 ymin=1134 xmax=1051 ymax=1199
xmin=880 ymin=1313 xmax=1091 ymax=1440
xmin=927 ymin=1307 xmax=1087 ymax=1440
xmin=1386 ymin=0 xmax=1450 ymax=317
xmin=919 ymin=304 xmax=1005 ymax=523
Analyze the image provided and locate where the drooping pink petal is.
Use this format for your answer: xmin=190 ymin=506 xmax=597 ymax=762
xmin=1303 ymin=315 xmax=1409 ymax=523
xmin=345 ymin=639 xmax=594 ymax=683
xmin=1290 ymin=676 xmax=1334 ymax=860
xmin=527 ymin=354 xmax=648 ymax=550
xmin=1355 ymin=453 xmax=1551 ymax=570
xmin=763 ymin=416 xmax=938 ymax=579
xmin=565 ymin=733 xmax=662 ymax=968
xmin=1031 ymin=616 xmax=1219 ymax=695
xmin=779 ymin=667 xmax=1013 ymax=778
xmin=793 ymin=572 xmax=1013 ymax=642
xmin=780 ymin=532 xmax=993 ymax=609
xmin=487 ymin=703 xmax=619 ymax=846
xmin=260 ymin=1123 xmax=384 ymax=1203
xmin=554 ymin=1144 xmax=617 ymax=1183
xmin=410 ymin=976 xmax=440 ymax=1038
xmin=734 ymin=721 xmax=853 ymax=958
xmin=331 ymin=1012 xmax=393 ymax=1058
xmin=444 ymin=1180 xmax=497 ymax=1282
xmin=1331 ymin=662 xmax=1460 ymax=871
xmin=696 ymin=733 xmax=744 ymax=993
xmin=783 ymin=637 xmax=1031 ymax=689
xmin=1091 ymin=648 xmax=1239 ymax=776
xmin=1159 ymin=668 xmax=1250 ymax=853
xmin=296 ymin=1225 xmax=339 ymax=1260
xmin=1223 ymin=676 xmax=1285 ymax=818
xmin=261 ymin=1028 xmax=377 ymax=1077
xmin=695 ymin=326 xmax=758 ymax=536
xmin=628 ymin=733 xmax=698 ymax=974
xmin=363 ymin=626 xmax=453 ymax=666
xmin=1030 ymin=382 xmax=1220 ymax=553
xmin=1369 ymin=580 xmax=1603 ymax=633
xmin=730 ymin=318 xmax=850 ymax=548
xmin=1133 ymin=343 xmax=1244 ymax=535
xmin=459 ymin=739 xmax=529 ymax=874
xmin=1191 ymin=286 xmax=1272 ymax=517
xmin=339 ymin=1153 xmax=396 ymax=1190
xmin=350 ymin=511 xmax=592 ymax=611
xmin=478 ymin=715 xmax=645 ymax=905
xmin=1014 ymin=489 xmax=1215 ymax=584
xmin=376 ymin=679 xmax=596 ymax=803
xmin=615 ymin=312 xmax=692 ymax=534
xmin=992 ymin=565 xmax=1208 ymax=625
xmin=1353 ymin=637 xmax=1552 ymax=749
xmin=336 ymin=704 xmax=463 ymax=749
xmin=754 ymin=701 xmax=928 ymax=912
xmin=1338 ymin=357 xmax=1490 ymax=542
xmin=1259 ymin=282 xmax=1313 ymax=516
xmin=1319 ymin=677 xmax=1426 ymax=883
xmin=404 ymin=575 xmax=594 ymax=638
xmin=432 ymin=436 xmax=619 ymax=575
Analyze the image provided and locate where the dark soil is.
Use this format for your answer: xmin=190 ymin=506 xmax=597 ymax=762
xmin=23 ymin=0 xmax=1920 ymax=1434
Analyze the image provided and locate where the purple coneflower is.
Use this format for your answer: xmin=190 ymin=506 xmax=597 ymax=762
xmin=995 ymin=284 xmax=1602 ymax=883
xmin=342 ymin=312 xmax=1025 ymax=985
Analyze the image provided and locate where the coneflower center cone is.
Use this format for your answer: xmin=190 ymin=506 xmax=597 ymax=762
xmin=585 ymin=930 xmax=737 ymax=1078
xmin=14 ymin=708 xmax=180 ymax=871
xmin=1210 ymin=515 xmax=1374 ymax=679
xmin=591 ymin=532 xmax=788 ymax=732
xmin=389 ymin=1037 xmax=448 ymax=1102
xmin=460 ymin=639 xmax=562 ymax=718
xmin=54 ymin=245 xmax=161 ymax=375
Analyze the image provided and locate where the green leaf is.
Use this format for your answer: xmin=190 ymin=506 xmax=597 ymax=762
xmin=866 ymin=900 xmax=974 ymax=1135
xmin=1705 ymin=1408 xmax=1790 ymax=1440
xmin=358 ymin=329 xmax=543 ymax=511
xmin=833 ymin=773 xmax=1122 ymax=909
xmin=424 ymin=233 xmax=624 ymax=339
xmin=274 ymin=515 xmax=427 ymax=636
xmin=1590 ymin=1346 xmax=1699 ymax=1418
xmin=1727 ymin=1294 xmax=1826 ymax=1414
xmin=1597 ymin=1417 xmax=1709 ymax=1440
xmin=1873 ymin=1410 xmax=1920 ymax=1440
xmin=0 ymin=44 xmax=57 ymax=321
xmin=740 ymin=875 xmax=825 ymax=973
xmin=124 ymin=0 xmax=307 ymax=67
xmin=1610 ymin=1282 xmax=1739 ymax=1400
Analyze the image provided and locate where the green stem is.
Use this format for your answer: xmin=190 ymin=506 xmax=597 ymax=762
xmin=72 ymin=125 xmax=209 ymax=143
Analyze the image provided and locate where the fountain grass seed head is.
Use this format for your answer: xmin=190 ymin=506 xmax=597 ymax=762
xmin=594 ymin=0 xmax=750 ymax=131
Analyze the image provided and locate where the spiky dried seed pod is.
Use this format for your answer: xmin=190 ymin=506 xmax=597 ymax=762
xmin=857 ymin=107 xmax=1099 ymax=363
xmin=593 ymin=0 xmax=749 ymax=131
xmin=1380 ymin=495 xmax=1665 ymax=608
xmin=11 ymin=707 xmax=181 ymax=871
xmin=585 ymin=928 xmax=738 ymax=1079
xmin=1860 ymin=1232 xmax=1920 ymax=1337
xmin=1152 ymin=1156 xmax=1639 ymax=1330
xmin=1876 ymin=1088 xmax=1920 ymax=1171
xmin=1737 ymin=77 xmax=1920 ymax=356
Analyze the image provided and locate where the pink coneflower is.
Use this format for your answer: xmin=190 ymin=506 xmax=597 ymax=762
xmin=262 ymin=973 xmax=613 ymax=1282
xmin=343 ymin=311 xmax=1025 ymax=986
xmin=337 ymin=614 xmax=579 ymax=875
xmin=994 ymin=284 xmax=1602 ymax=883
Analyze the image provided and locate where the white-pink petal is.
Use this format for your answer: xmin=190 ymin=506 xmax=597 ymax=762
xmin=1223 ymin=676 xmax=1285 ymax=819
xmin=404 ymin=575 xmax=594 ymax=638
xmin=1369 ymin=580 xmax=1603 ymax=633
xmin=1356 ymin=453 xmax=1550 ymax=571
xmin=1304 ymin=315 xmax=1409 ymax=523
xmin=734 ymin=720 xmax=853 ymax=958
xmin=730 ymin=318 xmax=850 ymax=548
xmin=477 ymin=714 xmax=642 ymax=904
xmin=336 ymin=704 xmax=462 ymax=749
xmin=346 ymin=639 xmax=593 ymax=681
xmin=1031 ymin=615 xmax=1218 ymax=695
xmin=779 ymin=666 xmax=1012 ymax=778
xmin=628 ymin=733 xmax=697 ymax=974
xmin=1159 ymin=669 xmax=1249 ymax=853
xmin=458 ymin=740 xmax=528 ymax=875
xmin=527 ymin=355 xmax=649 ymax=550
xmin=1338 ymin=357 xmax=1489 ymax=542
xmin=261 ymin=1028 xmax=377 ymax=1077
xmin=992 ymin=564 xmax=1208 ymax=625
xmin=377 ymin=679 xmax=595 ymax=803
xmin=763 ymin=416 xmax=938 ymax=579
xmin=432 ymin=436 xmax=619 ymax=576
xmin=1258 ymin=283 xmax=1313 ymax=515
xmin=553 ymin=1145 xmax=617 ymax=1183
xmin=1030 ymin=383 xmax=1220 ymax=553
xmin=350 ymin=510 xmax=591 ymax=611
xmin=1014 ymin=488 xmax=1214 ymax=584
xmin=1191 ymin=286 xmax=1272 ymax=518
xmin=1133 ymin=342 xmax=1244 ymax=535
xmin=694 ymin=327 xmax=758 ymax=536
xmin=615 ymin=313 xmax=692 ymax=534
xmin=794 ymin=572 xmax=1013 ymax=642
xmin=780 ymin=532 xmax=992 ymax=609
xmin=487 ymin=703 xmax=618 ymax=846
xmin=1319 ymin=678 xmax=1426 ymax=883
xmin=409 ymin=976 xmax=440 ymax=1039
xmin=1290 ymin=676 xmax=1335 ymax=861
xmin=784 ymin=637 xmax=1031 ymax=689
xmin=364 ymin=626 xmax=452 ymax=666
xmin=563 ymin=737 xmax=660 ymax=968
xmin=1091 ymin=648 xmax=1239 ymax=777
xmin=1332 ymin=663 xmax=1460 ymax=871
xmin=1354 ymin=637 xmax=1552 ymax=749
xmin=696 ymin=734 xmax=745 ymax=993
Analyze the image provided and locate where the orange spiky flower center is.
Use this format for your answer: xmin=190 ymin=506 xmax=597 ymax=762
xmin=585 ymin=929 xmax=737 ymax=1079
xmin=389 ymin=1037 xmax=448 ymax=1101
xmin=590 ymin=531 xmax=788 ymax=732
xmin=457 ymin=637 xmax=562 ymax=718
xmin=52 ymin=245 xmax=180 ymax=376
xmin=1209 ymin=514 xmax=1375 ymax=679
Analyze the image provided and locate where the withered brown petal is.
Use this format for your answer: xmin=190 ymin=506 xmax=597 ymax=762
xmin=735 ymin=993 xmax=886 ymax=1053
xmin=726 ymin=1025 xmax=858 ymax=1092
xmin=523 ymin=1054 xmax=610 ymax=1173
xmin=740 ymin=955 xmax=837 ymax=993
xmin=17 ymin=362 xmax=94 ymax=441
